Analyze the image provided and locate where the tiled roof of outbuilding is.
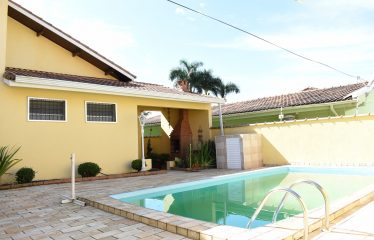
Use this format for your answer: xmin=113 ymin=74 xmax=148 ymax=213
xmin=145 ymin=115 xmax=161 ymax=124
xmin=212 ymin=82 xmax=367 ymax=116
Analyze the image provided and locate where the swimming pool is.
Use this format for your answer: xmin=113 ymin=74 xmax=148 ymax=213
xmin=112 ymin=166 xmax=374 ymax=229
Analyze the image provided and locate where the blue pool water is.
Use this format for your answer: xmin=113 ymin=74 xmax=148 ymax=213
xmin=112 ymin=166 xmax=374 ymax=228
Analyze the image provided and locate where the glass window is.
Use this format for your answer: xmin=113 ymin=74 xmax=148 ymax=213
xmin=29 ymin=98 xmax=66 ymax=121
xmin=86 ymin=102 xmax=116 ymax=122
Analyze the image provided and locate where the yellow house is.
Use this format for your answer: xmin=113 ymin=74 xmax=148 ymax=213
xmin=0 ymin=0 xmax=224 ymax=182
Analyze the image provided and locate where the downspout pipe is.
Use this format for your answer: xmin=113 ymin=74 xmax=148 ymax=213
xmin=219 ymin=103 xmax=224 ymax=136
xmin=329 ymin=104 xmax=338 ymax=116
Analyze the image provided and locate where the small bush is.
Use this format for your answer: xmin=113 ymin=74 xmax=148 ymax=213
xmin=149 ymin=153 xmax=170 ymax=169
xmin=159 ymin=153 xmax=170 ymax=162
xmin=15 ymin=167 xmax=35 ymax=184
xmin=78 ymin=162 xmax=101 ymax=177
xmin=131 ymin=159 xmax=142 ymax=172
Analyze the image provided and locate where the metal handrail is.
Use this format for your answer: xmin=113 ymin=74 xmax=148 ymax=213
xmin=272 ymin=180 xmax=330 ymax=230
xmin=246 ymin=187 xmax=309 ymax=240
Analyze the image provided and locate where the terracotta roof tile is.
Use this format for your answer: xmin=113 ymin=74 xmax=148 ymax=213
xmin=4 ymin=67 xmax=218 ymax=98
xmin=145 ymin=115 xmax=161 ymax=124
xmin=212 ymin=82 xmax=367 ymax=116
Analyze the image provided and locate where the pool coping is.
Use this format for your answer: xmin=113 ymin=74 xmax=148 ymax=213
xmin=78 ymin=167 xmax=374 ymax=240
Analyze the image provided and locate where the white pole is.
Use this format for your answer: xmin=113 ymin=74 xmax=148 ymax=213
xmin=141 ymin=124 xmax=146 ymax=171
xmin=71 ymin=153 xmax=76 ymax=200
xmin=219 ymin=103 xmax=224 ymax=136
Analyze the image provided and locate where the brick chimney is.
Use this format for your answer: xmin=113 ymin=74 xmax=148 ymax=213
xmin=177 ymin=80 xmax=189 ymax=92
xmin=170 ymin=109 xmax=192 ymax=165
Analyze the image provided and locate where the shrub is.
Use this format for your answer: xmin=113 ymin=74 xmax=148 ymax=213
xmin=159 ymin=153 xmax=170 ymax=162
xmin=149 ymin=153 xmax=170 ymax=169
xmin=131 ymin=159 xmax=142 ymax=172
xmin=0 ymin=146 xmax=22 ymax=178
xmin=15 ymin=167 xmax=35 ymax=184
xmin=146 ymin=138 xmax=153 ymax=158
xmin=78 ymin=162 xmax=101 ymax=177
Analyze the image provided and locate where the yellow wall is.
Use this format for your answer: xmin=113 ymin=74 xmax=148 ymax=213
xmin=212 ymin=115 xmax=374 ymax=166
xmin=6 ymin=17 xmax=116 ymax=79
xmin=0 ymin=0 xmax=7 ymax=74
xmin=0 ymin=7 xmax=213 ymax=182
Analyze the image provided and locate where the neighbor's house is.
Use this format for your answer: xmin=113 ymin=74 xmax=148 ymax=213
xmin=212 ymin=82 xmax=374 ymax=127
xmin=144 ymin=82 xmax=374 ymax=137
xmin=0 ymin=0 xmax=224 ymax=182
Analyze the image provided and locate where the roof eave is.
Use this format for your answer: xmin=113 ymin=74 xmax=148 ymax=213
xmin=3 ymin=76 xmax=225 ymax=104
xmin=213 ymin=100 xmax=358 ymax=118
xmin=8 ymin=1 xmax=136 ymax=81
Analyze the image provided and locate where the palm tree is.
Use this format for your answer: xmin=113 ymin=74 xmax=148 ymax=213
xmin=213 ymin=78 xmax=240 ymax=100
xmin=190 ymin=69 xmax=219 ymax=95
xmin=169 ymin=60 xmax=203 ymax=91
xmin=169 ymin=59 xmax=240 ymax=99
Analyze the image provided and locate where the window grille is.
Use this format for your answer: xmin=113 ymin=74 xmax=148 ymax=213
xmin=86 ymin=102 xmax=116 ymax=122
xmin=29 ymin=98 xmax=66 ymax=121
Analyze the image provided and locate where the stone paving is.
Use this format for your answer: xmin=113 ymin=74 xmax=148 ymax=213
xmin=1 ymin=169 xmax=373 ymax=240
xmin=0 ymin=169 xmax=240 ymax=240
xmin=312 ymin=202 xmax=374 ymax=240
xmin=0 ymin=173 xmax=198 ymax=240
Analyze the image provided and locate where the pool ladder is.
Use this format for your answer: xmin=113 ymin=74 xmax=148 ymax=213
xmin=246 ymin=180 xmax=330 ymax=240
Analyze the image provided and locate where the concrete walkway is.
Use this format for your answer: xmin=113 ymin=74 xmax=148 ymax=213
xmin=313 ymin=202 xmax=374 ymax=240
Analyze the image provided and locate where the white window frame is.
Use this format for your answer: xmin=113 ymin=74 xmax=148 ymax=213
xmin=85 ymin=101 xmax=118 ymax=123
xmin=27 ymin=97 xmax=67 ymax=122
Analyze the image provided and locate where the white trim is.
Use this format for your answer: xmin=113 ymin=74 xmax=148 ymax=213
xmin=27 ymin=96 xmax=67 ymax=122
xmin=8 ymin=1 xmax=136 ymax=81
xmin=4 ymin=76 xmax=225 ymax=104
xmin=85 ymin=101 xmax=118 ymax=124
xmin=214 ymin=113 xmax=374 ymax=129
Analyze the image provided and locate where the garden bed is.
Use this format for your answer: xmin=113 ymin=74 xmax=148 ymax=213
xmin=0 ymin=170 xmax=167 ymax=190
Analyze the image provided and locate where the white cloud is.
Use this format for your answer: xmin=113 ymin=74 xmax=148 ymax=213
xmin=62 ymin=19 xmax=136 ymax=66
xmin=206 ymin=27 xmax=374 ymax=52
xmin=175 ymin=7 xmax=186 ymax=15
xmin=309 ymin=0 xmax=374 ymax=11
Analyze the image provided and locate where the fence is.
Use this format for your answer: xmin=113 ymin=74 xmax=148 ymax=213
xmin=211 ymin=114 xmax=374 ymax=166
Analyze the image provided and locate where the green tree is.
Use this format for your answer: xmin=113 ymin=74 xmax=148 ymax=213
xmin=189 ymin=69 xmax=217 ymax=94
xmin=169 ymin=59 xmax=240 ymax=99
xmin=169 ymin=60 xmax=203 ymax=90
xmin=213 ymin=78 xmax=240 ymax=100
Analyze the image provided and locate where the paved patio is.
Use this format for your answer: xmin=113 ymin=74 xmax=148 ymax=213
xmin=312 ymin=202 xmax=374 ymax=240
xmin=0 ymin=169 xmax=239 ymax=240
xmin=1 ymin=169 xmax=373 ymax=240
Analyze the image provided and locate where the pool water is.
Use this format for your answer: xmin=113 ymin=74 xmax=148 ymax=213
xmin=112 ymin=167 xmax=374 ymax=229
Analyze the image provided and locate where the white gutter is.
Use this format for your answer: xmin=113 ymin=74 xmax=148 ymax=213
xmin=8 ymin=1 xmax=135 ymax=80
xmin=3 ymin=76 xmax=225 ymax=104
xmin=214 ymin=100 xmax=357 ymax=119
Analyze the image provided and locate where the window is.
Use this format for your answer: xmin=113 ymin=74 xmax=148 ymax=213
xmin=86 ymin=102 xmax=116 ymax=123
xmin=28 ymin=98 xmax=66 ymax=121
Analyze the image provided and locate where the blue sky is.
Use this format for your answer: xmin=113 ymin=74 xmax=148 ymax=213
xmin=14 ymin=0 xmax=374 ymax=103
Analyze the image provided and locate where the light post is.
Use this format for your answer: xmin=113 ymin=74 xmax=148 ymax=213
xmin=138 ymin=112 xmax=146 ymax=171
